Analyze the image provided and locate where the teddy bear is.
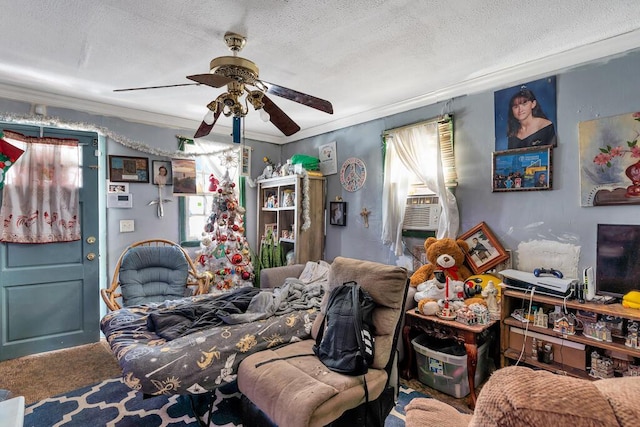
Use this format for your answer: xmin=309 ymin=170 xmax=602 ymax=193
xmin=410 ymin=237 xmax=472 ymax=287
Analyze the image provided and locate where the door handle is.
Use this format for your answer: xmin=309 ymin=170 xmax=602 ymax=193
xmin=86 ymin=252 xmax=96 ymax=261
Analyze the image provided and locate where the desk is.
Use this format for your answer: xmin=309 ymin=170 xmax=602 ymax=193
xmin=401 ymin=309 xmax=497 ymax=409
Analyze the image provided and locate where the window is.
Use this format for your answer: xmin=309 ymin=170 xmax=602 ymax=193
xmin=180 ymin=140 xmax=241 ymax=244
xmin=381 ymin=115 xmax=459 ymax=256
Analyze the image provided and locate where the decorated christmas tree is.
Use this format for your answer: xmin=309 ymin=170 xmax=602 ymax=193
xmin=196 ymin=170 xmax=254 ymax=291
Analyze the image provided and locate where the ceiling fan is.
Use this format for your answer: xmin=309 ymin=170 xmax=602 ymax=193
xmin=115 ymin=32 xmax=333 ymax=139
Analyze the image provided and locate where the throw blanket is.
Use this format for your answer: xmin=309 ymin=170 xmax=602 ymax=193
xmin=101 ymin=288 xmax=323 ymax=396
xmin=147 ymin=282 xmax=325 ymax=340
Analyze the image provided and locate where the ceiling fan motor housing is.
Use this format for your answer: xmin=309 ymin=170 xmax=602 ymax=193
xmin=209 ymin=56 xmax=259 ymax=85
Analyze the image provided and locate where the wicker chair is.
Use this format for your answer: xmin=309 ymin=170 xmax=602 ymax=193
xmin=101 ymin=239 xmax=210 ymax=311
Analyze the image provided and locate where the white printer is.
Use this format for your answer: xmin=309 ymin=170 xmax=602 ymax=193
xmin=500 ymin=269 xmax=577 ymax=298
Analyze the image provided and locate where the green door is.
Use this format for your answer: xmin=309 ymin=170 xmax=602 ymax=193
xmin=0 ymin=124 xmax=100 ymax=361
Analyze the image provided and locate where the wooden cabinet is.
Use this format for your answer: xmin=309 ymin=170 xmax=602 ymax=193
xmin=257 ymin=174 xmax=325 ymax=264
xmin=501 ymin=289 xmax=640 ymax=379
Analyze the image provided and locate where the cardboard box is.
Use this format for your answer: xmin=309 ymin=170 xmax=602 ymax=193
xmin=509 ymin=327 xmax=586 ymax=371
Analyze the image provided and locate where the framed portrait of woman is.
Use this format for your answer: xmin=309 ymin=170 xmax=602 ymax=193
xmin=494 ymin=76 xmax=557 ymax=151
xmin=152 ymin=160 xmax=173 ymax=186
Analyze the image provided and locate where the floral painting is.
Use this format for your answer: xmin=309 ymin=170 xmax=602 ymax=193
xmin=579 ymin=112 xmax=640 ymax=206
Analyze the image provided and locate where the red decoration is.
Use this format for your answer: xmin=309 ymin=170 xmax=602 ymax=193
xmin=231 ymin=253 xmax=243 ymax=264
xmin=208 ymin=174 xmax=219 ymax=192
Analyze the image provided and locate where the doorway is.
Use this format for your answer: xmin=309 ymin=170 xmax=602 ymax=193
xmin=0 ymin=124 xmax=100 ymax=361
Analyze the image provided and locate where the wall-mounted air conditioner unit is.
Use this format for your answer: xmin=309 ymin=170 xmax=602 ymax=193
xmin=402 ymin=195 xmax=441 ymax=231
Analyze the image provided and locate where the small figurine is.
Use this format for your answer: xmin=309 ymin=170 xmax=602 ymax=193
xmin=533 ymin=307 xmax=549 ymax=329
xmin=481 ymin=280 xmax=500 ymax=320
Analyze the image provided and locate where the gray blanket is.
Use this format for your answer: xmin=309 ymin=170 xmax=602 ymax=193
xmin=147 ymin=282 xmax=325 ymax=340
xmin=221 ymin=280 xmax=326 ymax=324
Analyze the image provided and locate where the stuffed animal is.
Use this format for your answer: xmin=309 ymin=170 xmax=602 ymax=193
xmin=418 ymin=298 xmax=440 ymax=316
xmin=410 ymin=237 xmax=472 ymax=287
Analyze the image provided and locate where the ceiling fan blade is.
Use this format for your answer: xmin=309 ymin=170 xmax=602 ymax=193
xmin=263 ymin=81 xmax=333 ymax=114
xmin=113 ymin=82 xmax=201 ymax=92
xmin=193 ymin=109 xmax=222 ymax=139
xmin=262 ymin=95 xmax=301 ymax=136
xmin=187 ymin=73 xmax=233 ymax=88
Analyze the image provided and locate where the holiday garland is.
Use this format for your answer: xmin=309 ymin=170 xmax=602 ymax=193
xmin=0 ymin=112 xmax=312 ymax=227
xmin=0 ymin=112 xmax=236 ymax=159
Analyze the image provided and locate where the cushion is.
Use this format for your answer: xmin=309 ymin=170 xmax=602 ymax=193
xmin=469 ymin=366 xmax=621 ymax=427
xmin=119 ymin=245 xmax=189 ymax=306
xmin=237 ymin=339 xmax=388 ymax=427
xmin=405 ymin=398 xmax=472 ymax=427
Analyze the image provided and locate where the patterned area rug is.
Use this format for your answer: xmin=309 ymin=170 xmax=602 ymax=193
xmin=24 ymin=378 xmax=428 ymax=426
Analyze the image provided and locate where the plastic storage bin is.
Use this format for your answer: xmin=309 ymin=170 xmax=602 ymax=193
xmin=411 ymin=334 xmax=491 ymax=398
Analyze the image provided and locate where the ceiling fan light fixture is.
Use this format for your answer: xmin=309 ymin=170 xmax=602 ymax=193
xmin=259 ymin=108 xmax=271 ymax=122
xmin=203 ymin=109 xmax=216 ymax=125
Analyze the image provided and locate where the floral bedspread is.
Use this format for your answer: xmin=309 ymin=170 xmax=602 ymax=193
xmin=100 ymin=293 xmax=318 ymax=396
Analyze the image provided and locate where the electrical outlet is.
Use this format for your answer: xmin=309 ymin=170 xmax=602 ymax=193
xmin=120 ymin=219 xmax=135 ymax=233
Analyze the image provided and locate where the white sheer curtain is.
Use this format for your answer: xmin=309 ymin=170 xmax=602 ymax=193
xmin=382 ymin=120 xmax=460 ymax=256
xmin=0 ymin=130 xmax=81 ymax=243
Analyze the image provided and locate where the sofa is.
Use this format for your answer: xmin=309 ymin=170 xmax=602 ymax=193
xmin=405 ymin=365 xmax=640 ymax=427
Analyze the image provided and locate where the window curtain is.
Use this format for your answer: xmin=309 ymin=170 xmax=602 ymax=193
xmin=0 ymin=130 xmax=81 ymax=243
xmin=184 ymin=140 xmax=240 ymax=193
xmin=382 ymin=120 xmax=460 ymax=256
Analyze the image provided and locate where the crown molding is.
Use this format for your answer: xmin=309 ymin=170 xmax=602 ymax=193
xmin=283 ymin=28 xmax=640 ymax=143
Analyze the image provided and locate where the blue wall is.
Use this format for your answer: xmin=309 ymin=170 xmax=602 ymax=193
xmin=283 ymin=48 xmax=640 ymax=275
xmin=0 ymin=47 xmax=639 ymax=289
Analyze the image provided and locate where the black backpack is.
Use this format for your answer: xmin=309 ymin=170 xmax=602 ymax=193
xmin=313 ymin=281 xmax=376 ymax=375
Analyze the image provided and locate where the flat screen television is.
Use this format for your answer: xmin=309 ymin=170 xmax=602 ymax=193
xmin=596 ymin=224 xmax=640 ymax=299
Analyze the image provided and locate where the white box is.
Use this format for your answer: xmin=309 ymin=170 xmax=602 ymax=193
xmin=412 ymin=334 xmax=491 ymax=398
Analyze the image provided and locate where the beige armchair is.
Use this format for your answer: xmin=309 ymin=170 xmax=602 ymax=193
xmin=238 ymin=257 xmax=409 ymax=426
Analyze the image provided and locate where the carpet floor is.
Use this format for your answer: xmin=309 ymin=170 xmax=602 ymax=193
xmin=1 ymin=340 xmax=478 ymax=424
xmin=23 ymin=377 xmax=426 ymax=426
xmin=0 ymin=341 xmax=122 ymax=405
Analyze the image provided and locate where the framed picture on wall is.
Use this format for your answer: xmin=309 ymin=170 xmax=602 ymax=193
xmin=492 ymin=145 xmax=552 ymax=192
xmin=494 ymin=76 xmax=557 ymax=151
xmin=458 ymin=222 xmax=510 ymax=275
xmin=329 ymin=201 xmax=346 ymax=226
xmin=108 ymin=155 xmax=149 ymax=183
xmin=152 ymin=160 xmax=173 ymax=186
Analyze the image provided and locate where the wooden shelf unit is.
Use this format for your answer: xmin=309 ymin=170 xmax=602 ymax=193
xmin=256 ymin=174 xmax=325 ymax=264
xmin=500 ymin=289 xmax=640 ymax=379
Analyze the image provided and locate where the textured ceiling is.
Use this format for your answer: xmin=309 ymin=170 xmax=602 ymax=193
xmin=1 ymin=1 xmax=639 ymax=143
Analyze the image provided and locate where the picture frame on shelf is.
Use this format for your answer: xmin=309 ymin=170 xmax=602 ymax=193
xmin=492 ymin=145 xmax=552 ymax=192
xmin=108 ymin=155 xmax=149 ymax=183
xmin=329 ymin=201 xmax=346 ymax=226
xmin=458 ymin=221 xmax=510 ymax=275
xmin=264 ymin=223 xmax=277 ymax=238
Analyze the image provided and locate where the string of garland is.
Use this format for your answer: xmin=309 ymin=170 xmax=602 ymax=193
xmin=301 ymin=171 xmax=311 ymax=231
xmin=0 ymin=111 xmax=313 ymax=227
xmin=0 ymin=112 xmax=236 ymax=159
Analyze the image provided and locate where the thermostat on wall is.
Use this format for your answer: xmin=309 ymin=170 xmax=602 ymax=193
xmin=107 ymin=193 xmax=133 ymax=208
